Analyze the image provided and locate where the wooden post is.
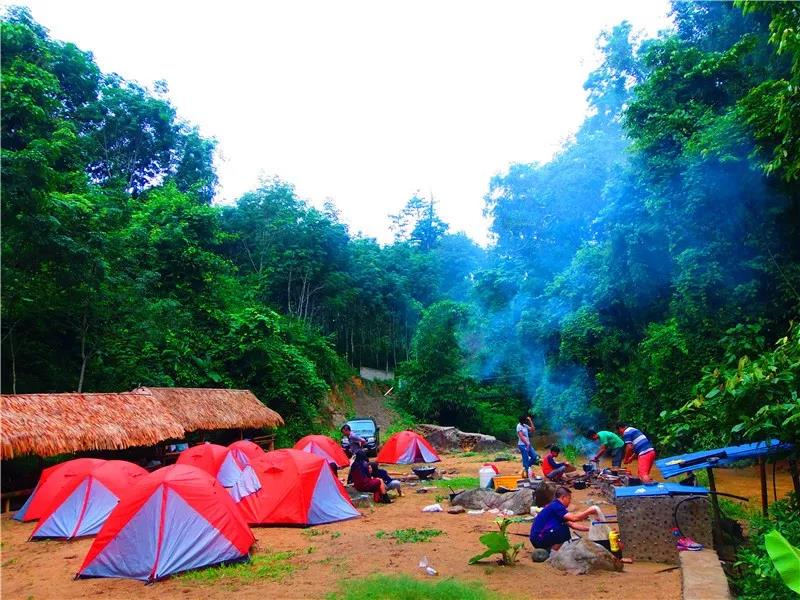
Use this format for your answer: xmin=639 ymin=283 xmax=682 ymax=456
xmin=789 ymin=459 xmax=800 ymax=497
xmin=759 ymin=457 xmax=768 ymax=517
xmin=706 ymin=467 xmax=723 ymax=548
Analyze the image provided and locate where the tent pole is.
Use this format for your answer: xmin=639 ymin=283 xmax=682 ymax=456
xmin=759 ymin=457 xmax=768 ymax=517
xmin=706 ymin=467 xmax=723 ymax=548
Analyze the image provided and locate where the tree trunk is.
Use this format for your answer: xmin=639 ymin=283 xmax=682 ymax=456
xmin=9 ymin=327 xmax=17 ymax=394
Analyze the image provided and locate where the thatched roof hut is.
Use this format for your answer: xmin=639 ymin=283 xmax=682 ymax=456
xmin=1 ymin=388 xmax=284 ymax=460
xmin=1 ymin=392 xmax=184 ymax=460
xmin=133 ymin=387 xmax=284 ymax=432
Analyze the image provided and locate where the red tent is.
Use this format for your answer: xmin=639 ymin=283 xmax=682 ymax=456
xmin=175 ymin=443 xmax=228 ymax=477
xmin=176 ymin=442 xmax=260 ymax=491
xmin=235 ymin=449 xmax=360 ymax=526
xmin=376 ymin=431 xmax=440 ymax=464
xmin=31 ymin=460 xmax=147 ymax=539
xmin=14 ymin=458 xmax=106 ymax=522
xmin=293 ymin=434 xmax=349 ymax=468
xmin=228 ymin=440 xmax=265 ymax=462
xmin=78 ymin=464 xmax=254 ymax=582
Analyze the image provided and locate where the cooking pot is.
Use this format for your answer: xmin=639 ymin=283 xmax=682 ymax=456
xmin=582 ymin=463 xmax=595 ymax=473
xmin=573 ymin=480 xmax=588 ymax=490
xmin=412 ymin=466 xmax=437 ymax=480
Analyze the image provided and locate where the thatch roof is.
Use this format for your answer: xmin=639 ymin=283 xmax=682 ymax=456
xmin=133 ymin=387 xmax=284 ymax=432
xmin=1 ymin=392 xmax=185 ymax=460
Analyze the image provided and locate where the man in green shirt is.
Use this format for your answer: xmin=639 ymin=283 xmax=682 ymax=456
xmin=586 ymin=429 xmax=625 ymax=467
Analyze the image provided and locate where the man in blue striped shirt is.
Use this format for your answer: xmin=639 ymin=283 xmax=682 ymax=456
xmin=616 ymin=422 xmax=657 ymax=483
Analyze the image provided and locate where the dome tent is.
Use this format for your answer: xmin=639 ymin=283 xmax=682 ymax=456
xmin=293 ymin=434 xmax=349 ymax=468
xmin=228 ymin=439 xmax=266 ymax=463
xmin=235 ymin=449 xmax=360 ymax=526
xmin=376 ymin=431 xmax=440 ymax=464
xmin=31 ymin=460 xmax=147 ymax=539
xmin=176 ymin=442 xmax=261 ymax=495
xmin=77 ymin=464 xmax=254 ymax=582
xmin=15 ymin=458 xmax=107 ymax=522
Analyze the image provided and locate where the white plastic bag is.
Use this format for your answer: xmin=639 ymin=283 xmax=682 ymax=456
xmin=422 ymin=503 xmax=443 ymax=512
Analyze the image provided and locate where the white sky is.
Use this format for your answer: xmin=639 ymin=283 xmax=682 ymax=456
xmin=13 ymin=1 xmax=671 ymax=244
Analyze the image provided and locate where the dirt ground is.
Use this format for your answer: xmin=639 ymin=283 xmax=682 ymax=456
xmin=0 ymin=452 xmax=681 ymax=600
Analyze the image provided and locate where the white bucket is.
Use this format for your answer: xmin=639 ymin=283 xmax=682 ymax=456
xmin=479 ymin=466 xmax=496 ymax=489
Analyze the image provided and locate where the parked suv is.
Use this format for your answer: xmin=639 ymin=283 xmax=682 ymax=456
xmin=341 ymin=417 xmax=380 ymax=457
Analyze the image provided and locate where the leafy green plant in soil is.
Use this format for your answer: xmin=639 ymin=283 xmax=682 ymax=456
xmin=375 ymin=528 xmax=444 ymax=543
xmin=326 ymin=574 xmax=498 ymax=600
xmin=179 ymin=550 xmax=297 ymax=583
xmin=469 ymin=517 xmax=526 ymax=566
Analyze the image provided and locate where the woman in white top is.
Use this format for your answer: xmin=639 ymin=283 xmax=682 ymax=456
xmin=516 ymin=414 xmax=539 ymax=478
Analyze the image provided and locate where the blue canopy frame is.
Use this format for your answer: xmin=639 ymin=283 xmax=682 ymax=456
xmin=656 ymin=440 xmax=793 ymax=479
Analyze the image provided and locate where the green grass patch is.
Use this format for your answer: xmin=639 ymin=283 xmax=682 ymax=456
xmin=375 ymin=528 xmax=444 ymax=543
xmin=326 ymin=574 xmax=498 ymax=600
xmin=429 ymin=476 xmax=479 ymax=489
xmin=303 ymin=528 xmax=329 ymax=537
xmin=179 ymin=550 xmax=297 ymax=583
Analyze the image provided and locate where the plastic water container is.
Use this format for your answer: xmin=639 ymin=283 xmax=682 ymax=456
xmin=479 ymin=466 xmax=497 ymax=489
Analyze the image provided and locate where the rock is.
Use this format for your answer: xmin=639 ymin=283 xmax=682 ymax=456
xmin=535 ymin=483 xmax=557 ymax=507
xmin=447 ymin=505 xmax=466 ymax=514
xmin=415 ymin=424 xmax=508 ymax=453
xmin=450 ymin=488 xmax=533 ymax=515
xmin=532 ymin=548 xmax=549 ymax=563
xmin=547 ymin=539 xmax=623 ymax=575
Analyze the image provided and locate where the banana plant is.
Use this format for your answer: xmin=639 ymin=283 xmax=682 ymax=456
xmin=468 ymin=517 xmax=526 ymax=566
xmin=764 ymin=530 xmax=800 ymax=595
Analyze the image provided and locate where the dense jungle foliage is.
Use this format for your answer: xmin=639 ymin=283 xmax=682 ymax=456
xmin=2 ymin=3 xmax=798 ymax=449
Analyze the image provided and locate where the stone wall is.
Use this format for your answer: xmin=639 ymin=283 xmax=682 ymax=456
xmin=616 ymin=494 xmax=713 ymax=564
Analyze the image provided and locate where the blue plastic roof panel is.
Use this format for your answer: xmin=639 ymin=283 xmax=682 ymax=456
xmin=656 ymin=440 xmax=793 ymax=479
xmin=615 ymin=483 xmax=709 ymax=498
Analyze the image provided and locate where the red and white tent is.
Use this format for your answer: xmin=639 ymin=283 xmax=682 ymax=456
xmin=376 ymin=430 xmax=440 ymax=464
xmin=293 ymin=434 xmax=349 ymax=468
xmin=176 ymin=442 xmax=260 ymax=497
xmin=77 ymin=464 xmax=254 ymax=582
xmin=234 ymin=449 xmax=359 ymax=526
xmin=31 ymin=460 xmax=147 ymax=539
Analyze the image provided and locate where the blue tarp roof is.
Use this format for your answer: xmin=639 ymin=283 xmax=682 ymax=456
xmin=656 ymin=440 xmax=793 ymax=479
xmin=615 ymin=483 xmax=708 ymax=498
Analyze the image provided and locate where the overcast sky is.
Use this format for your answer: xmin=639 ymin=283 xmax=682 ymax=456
xmin=13 ymin=1 xmax=672 ymax=244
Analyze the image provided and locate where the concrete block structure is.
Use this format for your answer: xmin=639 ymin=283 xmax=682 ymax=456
xmin=615 ymin=486 xmax=713 ymax=564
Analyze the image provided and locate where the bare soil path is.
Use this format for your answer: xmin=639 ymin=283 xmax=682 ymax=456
xmin=1 ymin=451 xmax=681 ymax=600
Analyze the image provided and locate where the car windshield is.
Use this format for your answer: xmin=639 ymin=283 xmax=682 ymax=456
xmin=347 ymin=419 xmax=375 ymax=436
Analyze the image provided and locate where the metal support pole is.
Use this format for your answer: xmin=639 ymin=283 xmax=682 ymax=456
xmin=759 ymin=457 xmax=768 ymax=517
xmin=706 ymin=467 xmax=723 ymax=548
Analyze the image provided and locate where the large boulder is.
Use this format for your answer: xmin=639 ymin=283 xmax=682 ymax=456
xmin=416 ymin=424 xmax=508 ymax=452
xmin=548 ymin=539 xmax=623 ymax=575
xmin=450 ymin=488 xmax=534 ymax=515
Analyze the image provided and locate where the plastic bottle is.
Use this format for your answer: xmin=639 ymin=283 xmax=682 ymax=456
xmin=609 ymin=530 xmax=620 ymax=555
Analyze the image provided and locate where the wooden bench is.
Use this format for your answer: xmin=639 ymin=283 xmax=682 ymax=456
xmin=2 ymin=488 xmax=33 ymax=513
